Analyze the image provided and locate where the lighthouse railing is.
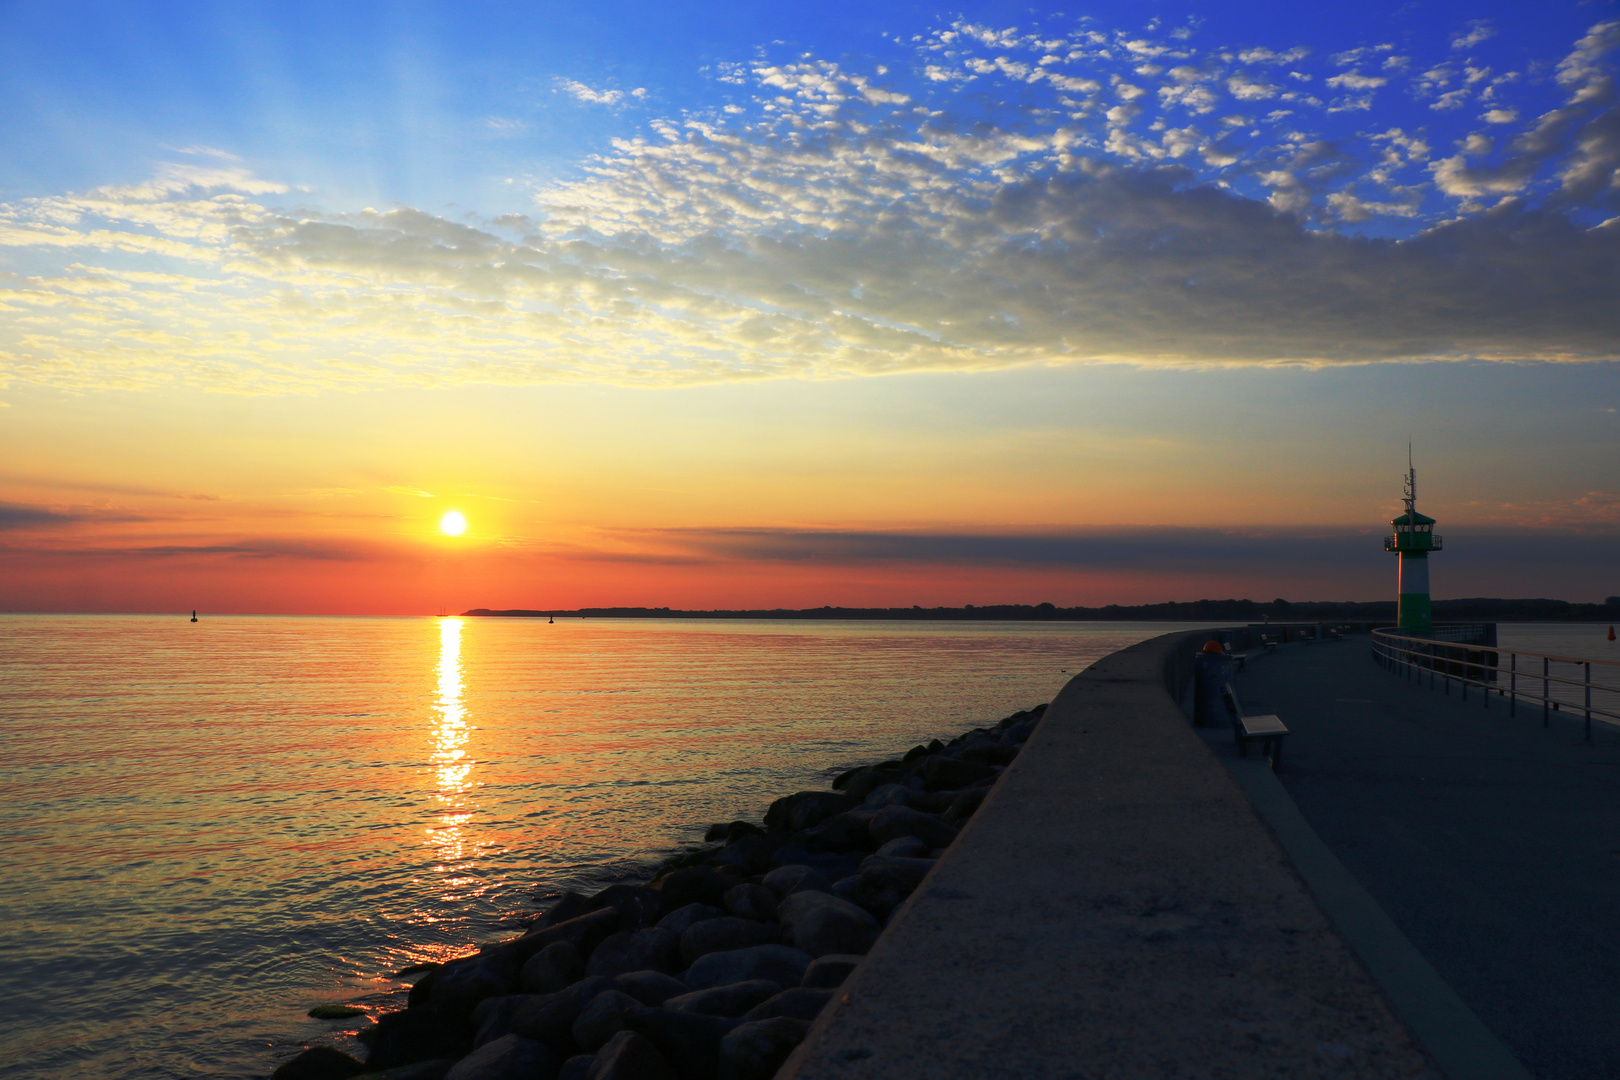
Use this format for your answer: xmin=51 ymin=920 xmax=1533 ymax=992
xmin=1371 ymin=628 xmax=1620 ymax=742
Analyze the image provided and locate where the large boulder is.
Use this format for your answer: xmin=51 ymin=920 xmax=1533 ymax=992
xmin=764 ymin=791 xmax=853 ymax=833
xmin=679 ymin=917 xmax=778 ymax=966
xmin=521 ymin=941 xmax=585 ymax=995
xmin=623 ymin=1009 xmax=742 ymax=1080
xmin=768 ymin=848 xmax=859 ymax=882
xmin=444 ymin=1033 xmax=559 ymax=1080
xmin=920 ymin=757 xmax=997 ymax=791
xmin=721 ymin=883 xmax=777 ymax=923
xmin=470 ymin=995 xmax=531 ymax=1049
xmin=510 ymin=977 xmax=616 ymax=1057
xmin=585 ymin=927 xmax=680 ymax=978
xmin=960 ymin=742 xmax=1018 ymax=765
xmin=872 ymin=836 xmax=929 ymax=859
xmin=559 ymin=1056 xmax=593 ymax=1080
xmin=582 ymin=885 xmax=663 ymax=931
xmin=431 ymin=952 xmax=521 ymax=1019
xmin=739 ymin=987 xmax=834 ymax=1023
xmin=570 ymin=990 xmax=644 ymax=1053
xmin=614 ymin=970 xmax=690 ymax=1007
xmin=364 ymin=1004 xmax=473 ymax=1070
xmin=717 ymin=1017 xmax=812 ymax=1080
xmin=942 ymin=787 xmax=988 ymax=826
xmin=866 ymin=806 xmax=958 ymax=849
xmin=651 ymin=866 xmax=736 ymax=913
xmin=682 ymin=945 xmax=814 ymax=991
xmin=270 ymin=1046 xmax=366 ymax=1080
xmin=583 ymin=1031 xmax=678 ymax=1080
xmin=861 ymin=783 xmax=912 ymax=808
xmin=759 ymin=865 xmax=830 ymax=899
xmin=794 ymin=810 xmax=876 ymax=852
xmin=776 ymin=891 xmax=880 ymax=958
xmin=664 ymin=980 xmax=782 ymax=1018
xmin=656 ymin=903 xmax=723 ymax=936
xmin=514 ymin=908 xmax=621 ymax=964
xmin=800 ymin=954 xmax=861 ymax=989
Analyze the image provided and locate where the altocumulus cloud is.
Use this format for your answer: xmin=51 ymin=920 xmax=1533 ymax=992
xmin=1 ymin=18 xmax=1618 ymax=393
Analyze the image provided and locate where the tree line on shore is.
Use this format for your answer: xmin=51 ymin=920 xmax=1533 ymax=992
xmin=465 ymin=597 xmax=1620 ymax=623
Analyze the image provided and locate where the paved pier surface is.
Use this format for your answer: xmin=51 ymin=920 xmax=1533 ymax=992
xmin=1235 ymin=640 xmax=1620 ymax=1080
xmin=781 ymin=632 xmax=1436 ymax=1080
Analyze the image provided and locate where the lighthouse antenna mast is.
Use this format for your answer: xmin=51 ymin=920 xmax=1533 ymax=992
xmin=1404 ymin=442 xmax=1417 ymax=517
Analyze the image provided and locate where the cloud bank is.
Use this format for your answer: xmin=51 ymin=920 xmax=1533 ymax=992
xmin=1 ymin=19 xmax=1618 ymax=392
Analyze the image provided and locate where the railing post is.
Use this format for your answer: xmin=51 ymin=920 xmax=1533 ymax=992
xmin=1543 ymin=656 xmax=1550 ymax=728
xmin=1585 ymin=662 xmax=1592 ymax=742
xmin=1510 ymin=653 xmax=1516 ymax=717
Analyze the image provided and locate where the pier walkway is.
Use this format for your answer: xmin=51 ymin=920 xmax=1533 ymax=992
xmin=782 ymin=631 xmax=1438 ymax=1080
xmin=1232 ymin=639 xmax=1620 ymax=1079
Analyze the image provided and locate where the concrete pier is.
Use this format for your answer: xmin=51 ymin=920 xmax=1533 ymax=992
xmin=780 ymin=631 xmax=1437 ymax=1079
xmin=1232 ymin=639 xmax=1620 ymax=1079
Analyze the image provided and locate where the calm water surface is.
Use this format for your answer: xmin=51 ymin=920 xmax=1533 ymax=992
xmin=0 ymin=615 xmax=1207 ymax=1079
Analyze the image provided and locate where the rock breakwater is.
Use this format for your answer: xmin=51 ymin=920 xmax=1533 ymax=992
xmin=272 ymin=703 xmax=1046 ymax=1080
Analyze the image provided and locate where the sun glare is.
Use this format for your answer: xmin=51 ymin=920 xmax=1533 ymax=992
xmin=439 ymin=510 xmax=467 ymax=536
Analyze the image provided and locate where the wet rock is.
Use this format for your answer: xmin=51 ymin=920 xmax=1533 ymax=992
xmin=717 ymin=1017 xmax=812 ymax=1080
xmin=776 ymin=891 xmax=880 ymax=957
xmin=721 ymin=883 xmax=777 ymax=923
xmin=570 ymin=990 xmax=643 ymax=1053
xmin=656 ymin=902 xmax=723 ymax=937
xmin=871 ymin=836 xmax=929 ymax=859
xmin=582 ymin=885 xmax=662 ymax=931
xmin=358 ymin=1060 xmax=454 ymax=1080
xmin=664 ymin=979 xmax=782 ymax=1018
xmin=364 ymin=1004 xmax=472 ymax=1070
xmin=942 ymin=788 xmax=988 ymax=826
xmin=739 ymin=987 xmax=834 ymax=1023
xmin=837 ymin=765 xmax=903 ymax=804
xmin=558 ymin=1055 xmax=593 ymax=1080
xmin=650 ymin=866 xmax=735 ymax=913
xmin=515 ymin=908 xmax=621 ymax=964
xmin=308 ymin=1004 xmax=369 ymax=1019
xmin=767 ymin=849 xmax=857 ymax=883
xmin=867 ymin=805 xmax=958 ymax=849
xmin=510 ymin=977 xmax=615 ymax=1057
xmin=961 ymin=742 xmax=1018 ymax=765
xmin=920 ymin=757 xmax=997 ymax=791
xmin=760 ymin=864 xmax=831 ymax=899
xmin=904 ymin=790 xmax=953 ymax=815
xmin=707 ymin=835 xmax=772 ymax=873
xmin=443 ymin=1033 xmax=558 ymax=1080
xmin=861 ymin=783 xmax=911 ymax=808
xmin=764 ymin=791 xmax=853 ymax=833
xmin=682 ymin=944 xmax=814 ymax=990
xmin=1001 ymin=719 xmax=1036 ymax=743
xmin=624 ymin=1009 xmax=741 ymax=1080
xmin=679 ymin=916 xmax=778 ymax=966
xmin=792 ymin=812 xmax=870 ymax=851
xmin=431 ymin=952 xmax=520 ymax=1019
xmin=614 ymin=970 xmax=690 ymax=1007
xmin=521 ymin=941 xmax=585 ymax=995
xmin=585 ymin=927 xmax=680 ymax=979
xmin=830 ymin=874 xmax=910 ymax=922
xmin=470 ymin=995 xmax=529 ymax=1049
xmin=537 ymin=893 xmax=588 ymax=929
xmin=800 ymin=954 xmax=861 ymax=989
xmin=272 ymin=1046 xmax=367 ymax=1080
xmin=583 ymin=1031 xmax=679 ymax=1080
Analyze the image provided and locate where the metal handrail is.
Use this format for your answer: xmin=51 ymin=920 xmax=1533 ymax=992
xmin=1371 ymin=628 xmax=1620 ymax=741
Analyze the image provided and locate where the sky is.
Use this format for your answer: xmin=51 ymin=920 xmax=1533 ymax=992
xmin=1 ymin=0 xmax=1617 ymax=615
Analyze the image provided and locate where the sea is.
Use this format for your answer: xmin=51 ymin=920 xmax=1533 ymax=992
xmin=0 ymin=615 xmax=1215 ymax=1080
xmin=2 ymin=615 xmax=1612 ymax=1079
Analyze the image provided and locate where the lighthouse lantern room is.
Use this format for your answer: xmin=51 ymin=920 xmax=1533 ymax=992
xmin=1384 ymin=453 xmax=1442 ymax=634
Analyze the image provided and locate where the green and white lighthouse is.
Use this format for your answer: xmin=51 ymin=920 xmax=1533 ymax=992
xmin=1384 ymin=453 xmax=1442 ymax=633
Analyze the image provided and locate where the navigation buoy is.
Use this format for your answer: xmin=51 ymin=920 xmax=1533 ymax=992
xmin=549 ymin=616 xmax=555 ymax=624
xmin=1609 ymin=625 xmax=1615 ymax=641
xmin=190 ymin=610 xmax=198 ymax=623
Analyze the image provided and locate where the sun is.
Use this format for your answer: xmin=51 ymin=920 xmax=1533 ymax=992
xmin=439 ymin=510 xmax=467 ymax=536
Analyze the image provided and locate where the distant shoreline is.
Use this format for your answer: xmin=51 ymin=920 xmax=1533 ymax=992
xmin=465 ymin=598 xmax=1620 ymax=623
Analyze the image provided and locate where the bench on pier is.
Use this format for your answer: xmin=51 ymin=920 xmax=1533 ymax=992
xmin=1230 ymin=648 xmax=1266 ymax=672
xmin=1221 ymin=682 xmax=1288 ymax=768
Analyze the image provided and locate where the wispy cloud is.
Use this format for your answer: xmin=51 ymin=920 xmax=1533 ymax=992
xmin=1 ymin=21 xmax=1618 ymax=394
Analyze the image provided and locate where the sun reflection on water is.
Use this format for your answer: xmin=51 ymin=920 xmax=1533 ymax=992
xmin=429 ymin=618 xmax=474 ymax=883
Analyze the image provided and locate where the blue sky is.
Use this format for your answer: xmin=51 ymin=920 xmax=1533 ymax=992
xmin=0 ymin=1 xmax=1617 ymax=611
